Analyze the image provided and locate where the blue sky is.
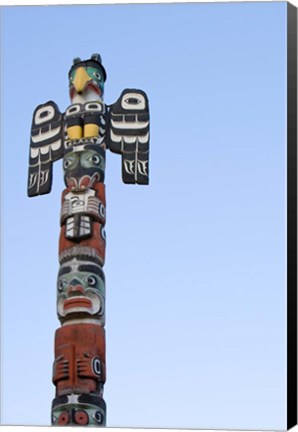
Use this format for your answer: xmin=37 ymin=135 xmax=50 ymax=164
xmin=1 ymin=2 xmax=288 ymax=429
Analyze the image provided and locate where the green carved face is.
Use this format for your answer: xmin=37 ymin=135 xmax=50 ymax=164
xmin=63 ymin=147 xmax=105 ymax=191
xmin=57 ymin=259 xmax=105 ymax=323
xmin=69 ymin=66 xmax=105 ymax=97
xmin=52 ymin=394 xmax=106 ymax=426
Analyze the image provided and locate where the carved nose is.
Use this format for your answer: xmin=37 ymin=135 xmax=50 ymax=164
xmin=67 ymin=285 xmax=84 ymax=295
xmin=67 ymin=280 xmax=84 ymax=296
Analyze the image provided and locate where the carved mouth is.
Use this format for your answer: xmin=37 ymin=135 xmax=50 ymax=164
xmin=79 ymin=173 xmax=100 ymax=189
xmin=67 ymin=173 xmax=100 ymax=192
xmin=69 ymin=82 xmax=101 ymax=100
xmin=67 ymin=177 xmax=78 ymax=191
xmin=86 ymin=82 xmax=101 ymax=95
xmin=64 ymin=297 xmax=92 ymax=310
xmin=58 ymin=294 xmax=102 ymax=319
xmin=69 ymin=87 xmax=75 ymax=100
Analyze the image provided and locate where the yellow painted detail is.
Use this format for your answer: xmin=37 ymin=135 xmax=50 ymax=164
xmin=73 ymin=67 xmax=91 ymax=93
xmin=67 ymin=125 xmax=83 ymax=139
xmin=84 ymin=124 xmax=99 ymax=138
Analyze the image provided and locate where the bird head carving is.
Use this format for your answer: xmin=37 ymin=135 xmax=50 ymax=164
xmin=68 ymin=54 xmax=107 ymax=102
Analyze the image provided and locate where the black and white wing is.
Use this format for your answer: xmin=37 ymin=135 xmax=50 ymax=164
xmin=28 ymin=101 xmax=64 ymax=197
xmin=107 ymin=89 xmax=149 ymax=185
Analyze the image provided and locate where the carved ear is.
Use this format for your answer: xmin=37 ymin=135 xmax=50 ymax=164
xmin=91 ymin=53 xmax=102 ymax=63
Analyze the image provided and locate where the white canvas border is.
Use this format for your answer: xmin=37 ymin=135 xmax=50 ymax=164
xmin=0 ymin=1 xmax=297 ymax=432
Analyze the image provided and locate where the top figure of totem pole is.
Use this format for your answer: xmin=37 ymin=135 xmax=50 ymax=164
xmin=27 ymin=54 xmax=149 ymax=426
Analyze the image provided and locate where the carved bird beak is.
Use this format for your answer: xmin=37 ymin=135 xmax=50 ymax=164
xmin=73 ymin=67 xmax=91 ymax=93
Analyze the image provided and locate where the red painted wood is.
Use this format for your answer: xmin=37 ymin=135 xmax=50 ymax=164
xmin=53 ymin=323 xmax=106 ymax=396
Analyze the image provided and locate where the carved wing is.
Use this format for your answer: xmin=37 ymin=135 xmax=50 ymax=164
xmin=28 ymin=101 xmax=64 ymax=197
xmin=107 ymin=89 xmax=149 ymax=185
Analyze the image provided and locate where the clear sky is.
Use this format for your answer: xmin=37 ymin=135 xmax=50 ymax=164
xmin=1 ymin=2 xmax=288 ymax=429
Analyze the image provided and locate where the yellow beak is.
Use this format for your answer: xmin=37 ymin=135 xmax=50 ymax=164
xmin=73 ymin=67 xmax=91 ymax=93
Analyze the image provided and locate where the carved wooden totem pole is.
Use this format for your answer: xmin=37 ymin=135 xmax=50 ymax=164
xmin=27 ymin=54 xmax=149 ymax=426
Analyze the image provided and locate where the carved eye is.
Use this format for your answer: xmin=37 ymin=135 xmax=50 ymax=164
xmin=58 ymin=280 xmax=66 ymax=291
xmin=74 ymin=410 xmax=89 ymax=425
xmin=93 ymin=411 xmax=103 ymax=424
xmin=101 ymin=226 xmax=106 ymax=241
xmin=87 ymin=276 xmax=97 ymax=287
xmin=92 ymin=155 xmax=100 ymax=165
xmin=125 ymin=97 xmax=140 ymax=105
xmin=63 ymin=159 xmax=72 ymax=169
xmin=35 ymin=105 xmax=55 ymax=125
xmin=121 ymin=92 xmax=146 ymax=110
xmin=94 ymin=71 xmax=102 ymax=80
xmin=92 ymin=357 xmax=102 ymax=376
xmin=58 ymin=411 xmax=70 ymax=425
xmin=99 ymin=203 xmax=105 ymax=219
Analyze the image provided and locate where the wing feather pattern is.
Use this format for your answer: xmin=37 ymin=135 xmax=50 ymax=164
xmin=107 ymin=89 xmax=149 ymax=185
xmin=28 ymin=101 xmax=64 ymax=197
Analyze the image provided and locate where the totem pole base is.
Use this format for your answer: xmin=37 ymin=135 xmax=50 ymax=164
xmin=52 ymin=393 xmax=106 ymax=426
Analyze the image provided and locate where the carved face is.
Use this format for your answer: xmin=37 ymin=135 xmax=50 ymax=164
xmin=69 ymin=65 xmax=105 ymax=100
xmin=63 ymin=145 xmax=105 ymax=191
xmin=52 ymin=394 xmax=106 ymax=426
xmin=57 ymin=258 xmax=105 ymax=323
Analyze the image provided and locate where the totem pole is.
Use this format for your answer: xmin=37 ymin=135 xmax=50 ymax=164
xmin=27 ymin=54 xmax=150 ymax=426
